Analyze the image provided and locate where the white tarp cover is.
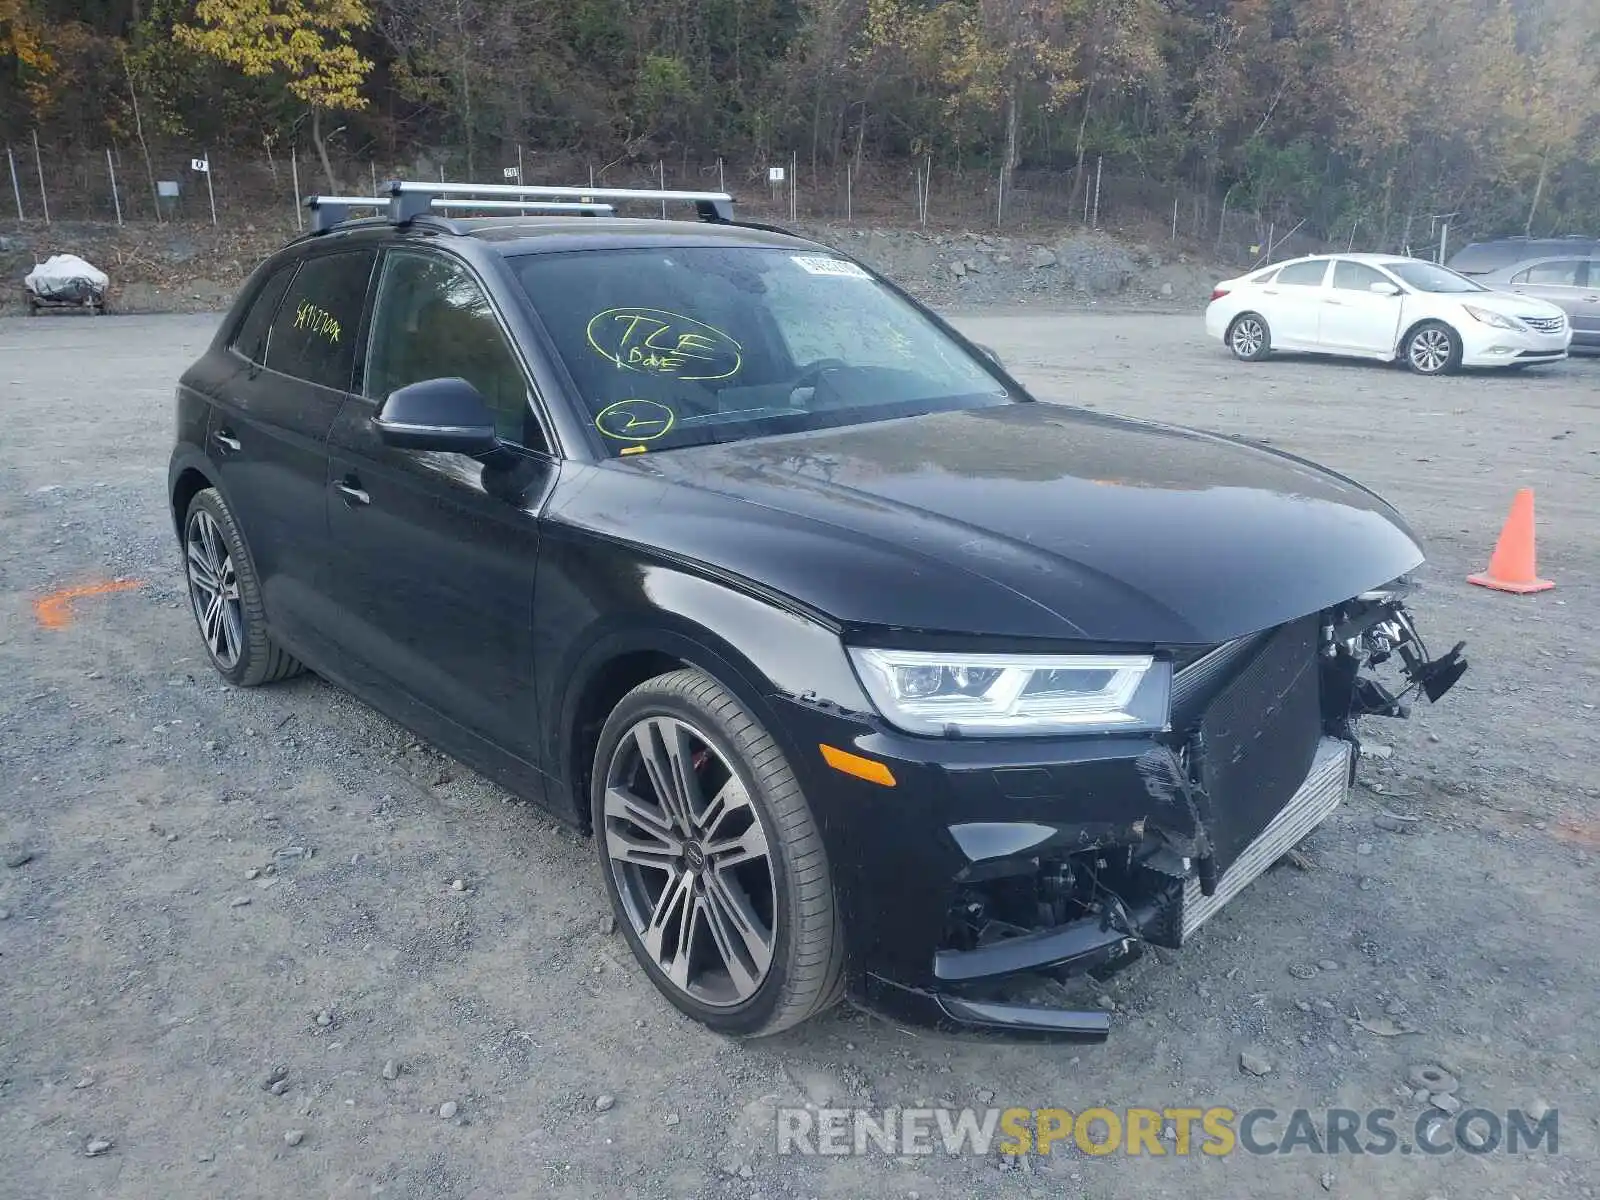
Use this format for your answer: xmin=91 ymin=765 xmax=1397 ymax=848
xmin=25 ymin=253 xmax=110 ymax=300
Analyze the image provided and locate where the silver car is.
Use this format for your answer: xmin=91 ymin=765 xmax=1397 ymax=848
xmin=1458 ymin=247 xmax=1599 ymax=354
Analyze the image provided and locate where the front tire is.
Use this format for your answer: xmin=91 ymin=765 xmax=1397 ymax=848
xmin=1227 ymin=312 xmax=1271 ymax=361
xmin=1403 ymin=321 xmax=1462 ymax=376
xmin=182 ymin=488 xmax=304 ymax=686
xmin=592 ymin=668 xmax=845 ymax=1037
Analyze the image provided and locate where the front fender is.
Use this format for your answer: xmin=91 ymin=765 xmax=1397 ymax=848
xmin=538 ymin=537 xmax=872 ymax=793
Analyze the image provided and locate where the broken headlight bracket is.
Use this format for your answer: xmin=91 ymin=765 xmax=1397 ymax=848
xmin=1321 ymin=593 xmax=1467 ymax=776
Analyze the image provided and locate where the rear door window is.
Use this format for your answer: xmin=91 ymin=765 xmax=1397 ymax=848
xmin=1276 ymin=260 xmax=1330 ymax=286
xmin=263 ymin=249 xmax=377 ymax=390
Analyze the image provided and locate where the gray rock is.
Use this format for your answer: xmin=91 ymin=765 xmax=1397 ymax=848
xmin=1239 ymin=1050 xmax=1273 ymax=1076
xmin=382 ymin=1059 xmax=400 ymax=1081
xmin=1430 ymin=1092 xmax=1461 ymax=1114
xmin=950 ymin=262 xmax=966 ymax=279
xmin=1358 ymin=876 xmax=1377 ymax=891
xmin=4 ymin=848 xmax=35 ymax=869
xmin=738 ymin=1165 xmax=754 ymax=1180
xmin=439 ymin=1101 xmax=458 ymax=1119
xmin=1356 ymin=841 xmax=1374 ymax=855
xmin=1317 ymin=959 xmax=1339 ymax=971
xmin=1407 ymin=1063 xmax=1459 ymax=1094
xmin=1527 ymin=1098 xmax=1552 ymax=1122
xmin=1288 ymin=963 xmax=1318 ymax=979
xmin=262 ymin=1065 xmax=289 ymax=1091
xmin=595 ymin=1094 xmax=615 ymax=1112
xmin=1462 ymin=1121 xmax=1490 ymax=1149
xmin=1159 ymin=282 xmax=1175 ymax=297
xmin=229 ymin=896 xmax=251 ymax=908
xmin=0 ymin=908 xmax=10 ymax=920
xmin=1028 ymin=248 xmax=1057 ymax=269
xmin=284 ymin=1129 xmax=305 ymax=1147
xmin=85 ymin=1138 xmax=113 ymax=1157
xmin=270 ymin=1079 xmax=289 ymax=1096
xmin=965 ymin=259 xmax=984 ymax=274
xmin=451 ymin=879 xmax=466 ymax=892
xmin=977 ymin=1089 xmax=995 ymax=1103
xmin=315 ymin=1009 xmax=333 ymax=1027
xmin=664 ymin=1112 xmax=680 ymax=1126
xmin=197 ymin=1151 xmax=214 ymax=1162
xmin=245 ymin=868 xmax=260 ymax=881
xmin=1320 ymin=1171 xmax=1335 ymax=1191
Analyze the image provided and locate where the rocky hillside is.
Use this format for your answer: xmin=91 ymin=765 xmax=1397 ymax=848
xmin=3 ymin=218 xmax=1239 ymax=316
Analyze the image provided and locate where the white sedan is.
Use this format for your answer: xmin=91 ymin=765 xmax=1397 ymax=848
xmin=1205 ymin=253 xmax=1572 ymax=375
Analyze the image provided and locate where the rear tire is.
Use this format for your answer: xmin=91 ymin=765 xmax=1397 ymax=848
xmin=1227 ymin=313 xmax=1271 ymax=361
xmin=1403 ymin=321 xmax=1462 ymax=376
xmin=182 ymin=488 xmax=304 ymax=687
xmin=592 ymin=668 xmax=845 ymax=1037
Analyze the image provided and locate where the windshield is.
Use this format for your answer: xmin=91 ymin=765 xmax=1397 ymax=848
xmin=1380 ymin=261 xmax=1488 ymax=293
xmin=511 ymin=246 xmax=1014 ymax=454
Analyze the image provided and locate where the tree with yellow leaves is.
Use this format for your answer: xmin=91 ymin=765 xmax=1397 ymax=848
xmin=174 ymin=0 xmax=373 ymax=191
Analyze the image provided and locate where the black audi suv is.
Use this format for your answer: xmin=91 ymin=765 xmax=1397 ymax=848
xmin=168 ymin=182 xmax=1465 ymax=1040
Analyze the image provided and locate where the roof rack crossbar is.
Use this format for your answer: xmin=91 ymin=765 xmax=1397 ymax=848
xmin=305 ymin=195 xmax=387 ymax=233
xmin=382 ymin=179 xmax=734 ymax=224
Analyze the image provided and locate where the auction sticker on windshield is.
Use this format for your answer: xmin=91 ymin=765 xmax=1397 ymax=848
xmin=791 ymin=255 xmax=871 ymax=279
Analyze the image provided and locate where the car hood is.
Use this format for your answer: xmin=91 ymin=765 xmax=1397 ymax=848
xmin=1462 ymin=289 xmax=1565 ymax=320
xmin=561 ymin=404 xmax=1425 ymax=644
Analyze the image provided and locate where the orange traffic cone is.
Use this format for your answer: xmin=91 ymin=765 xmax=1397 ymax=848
xmin=1468 ymin=488 xmax=1553 ymax=594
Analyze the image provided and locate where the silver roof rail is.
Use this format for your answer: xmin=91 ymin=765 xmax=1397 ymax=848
xmin=382 ymin=179 xmax=735 ymax=224
xmin=304 ymin=194 xmax=618 ymax=233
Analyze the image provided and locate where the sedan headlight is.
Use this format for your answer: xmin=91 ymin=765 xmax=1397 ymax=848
xmin=846 ymin=648 xmax=1171 ymax=737
xmin=1463 ymin=305 xmax=1520 ymax=331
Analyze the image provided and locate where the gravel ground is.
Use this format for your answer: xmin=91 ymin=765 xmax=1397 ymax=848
xmin=2 ymin=308 xmax=1598 ymax=1200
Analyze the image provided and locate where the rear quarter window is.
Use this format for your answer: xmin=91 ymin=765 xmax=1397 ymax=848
xmin=229 ymin=262 xmax=296 ymax=364
xmin=263 ymin=249 xmax=377 ymax=390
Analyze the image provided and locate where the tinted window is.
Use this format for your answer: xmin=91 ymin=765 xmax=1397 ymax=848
xmin=365 ymin=250 xmax=541 ymax=448
xmin=1276 ymin=261 xmax=1329 ymax=286
xmin=512 ymin=247 xmax=1010 ymax=456
xmin=1515 ymin=260 xmax=1583 ymax=286
xmin=231 ymin=263 xmax=296 ymax=363
xmin=1332 ymin=261 xmax=1390 ymax=291
xmin=263 ymin=249 xmax=376 ymax=390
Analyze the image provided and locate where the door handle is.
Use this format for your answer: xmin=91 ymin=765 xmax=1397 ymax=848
xmin=1323 ymin=298 xmax=1343 ymax=305
xmin=212 ymin=430 xmax=241 ymax=452
xmin=335 ymin=480 xmax=371 ymax=506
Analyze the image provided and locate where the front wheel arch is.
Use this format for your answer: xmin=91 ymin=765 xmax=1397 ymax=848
xmin=559 ymin=627 xmax=806 ymax=835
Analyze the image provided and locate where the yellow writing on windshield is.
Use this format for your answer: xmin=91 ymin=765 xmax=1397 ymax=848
xmin=587 ymin=307 xmax=742 ymax=381
xmin=594 ymin=398 xmax=677 ymax=442
xmin=293 ymin=300 xmax=342 ymax=344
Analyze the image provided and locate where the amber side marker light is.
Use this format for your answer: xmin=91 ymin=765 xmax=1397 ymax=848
xmin=819 ymin=744 xmax=897 ymax=787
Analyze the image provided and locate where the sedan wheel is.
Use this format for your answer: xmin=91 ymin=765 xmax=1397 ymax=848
xmin=593 ymin=668 xmax=845 ymax=1036
xmin=1405 ymin=322 xmax=1461 ymax=376
xmin=1228 ymin=313 xmax=1271 ymax=361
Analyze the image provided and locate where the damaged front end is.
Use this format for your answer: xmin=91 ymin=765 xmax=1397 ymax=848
xmin=887 ymin=586 xmax=1466 ymax=1041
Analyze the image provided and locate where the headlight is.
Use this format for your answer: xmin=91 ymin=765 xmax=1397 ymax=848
xmin=1463 ymin=305 xmax=1520 ymax=330
xmin=846 ymin=648 xmax=1171 ymax=737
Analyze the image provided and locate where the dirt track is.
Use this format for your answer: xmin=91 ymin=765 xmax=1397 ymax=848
xmin=2 ymin=308 xmax=1597 ymax=1199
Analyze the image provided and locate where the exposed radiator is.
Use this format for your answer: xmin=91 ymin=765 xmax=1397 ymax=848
xmin=1181 ymin=736 xmax=1351 ymax=941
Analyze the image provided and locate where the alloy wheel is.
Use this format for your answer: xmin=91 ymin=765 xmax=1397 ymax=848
xmin=185 ymin=508 xmax=244 ymax=670
xmin=1231 ymin=317 xmax=1265 ymax=358
xmin=1409 ymin=327 xmax=1453 ymax=374
xmin=602 ymin=716 xmax=777 ymax=1007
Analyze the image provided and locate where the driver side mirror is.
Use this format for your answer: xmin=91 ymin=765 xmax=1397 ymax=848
xmin=1368 ymin=281 xmax=1402 ymax=297
xmin=975 ymin=343 xmax=1005 ymax=368
xmin=374 ymin=377 xmax=501 ymax=455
